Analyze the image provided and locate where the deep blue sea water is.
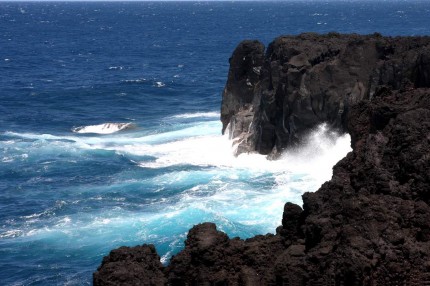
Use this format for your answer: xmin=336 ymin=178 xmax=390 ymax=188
xmin=1 ymin=1 xmax=430 ymax=285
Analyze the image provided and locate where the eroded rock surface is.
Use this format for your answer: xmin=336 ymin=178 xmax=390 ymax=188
xmin=93 ymin=244 xmax=166 ymax=286
xmin=222 ymin=33 xmax=430 ymax=156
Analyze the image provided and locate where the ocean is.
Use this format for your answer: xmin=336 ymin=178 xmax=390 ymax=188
xmin=1 ymin=1 xmax=430 ymax=285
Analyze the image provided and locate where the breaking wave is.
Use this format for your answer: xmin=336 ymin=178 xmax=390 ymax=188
xmin=170 ymin=112 xmax=220 ymax=119
xmin=71 ymin=122 xmax=135 ymax=134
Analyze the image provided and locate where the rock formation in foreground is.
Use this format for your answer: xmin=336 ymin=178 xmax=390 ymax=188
xmin=221 ymin=33 xmax=430 ymax=156
xmin=94 ymin=34 xmax=430 ymax=285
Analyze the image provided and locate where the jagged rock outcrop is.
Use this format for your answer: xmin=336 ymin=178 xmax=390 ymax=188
xmin=94 ymin=34 xmax=430 ymax=285
xmin=95 ymin=86 xmax=430 ymax=285
xmin=221 ymin=33 xmax=430 ymax=156
xmin=93 ymin=244 xmax=166 ymax=286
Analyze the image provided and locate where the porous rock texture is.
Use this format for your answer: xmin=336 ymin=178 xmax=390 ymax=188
xmin=94 ymin=34 xmax=430 ymax=285
xmin=221 ymin=33 xmax=430 ymax=156
xmin=93 ymin=244 xmax=167 ymax=285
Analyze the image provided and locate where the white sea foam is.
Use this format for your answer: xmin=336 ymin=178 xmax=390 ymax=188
xmin=155 ymin=81 xmax=165 ymax=88
xmin=0 ymin=229 xmax=24 ymax=238
xmin=4 ymin=121 xmax=350 ymax=180
xmin=170 ymin=112 xmax=220 ymax=119
xmin=1 ymin=120 xmax=351 ymax=255
xmin=2 ymin=156 xmax=14 ymax=163
xmin=72 ymin=123 xmax=135 ymax=134
xmin=108 ymin=66 xmax=123 ymax=70
xmin=146 ymin=123 xmax=351 ymax=232
xmin=278 ymin=123 xmax=351 ymax=184
xmin=122 ymin=78 xmax=146 ymax=84
xmin=4 ymin=122 xmax=218 ymax=148
xmin=121 ymin=122 xmax=352 ymax=233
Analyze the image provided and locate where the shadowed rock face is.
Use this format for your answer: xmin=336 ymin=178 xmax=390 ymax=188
xmin=94 ymin=35 xmax=430 ymax=285
xmin=221 ymin=33 xmax=430 ymax=156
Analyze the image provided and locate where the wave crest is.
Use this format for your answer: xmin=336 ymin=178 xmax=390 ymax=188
xmin=170 ymin=112 xmax=220 ymax=119
xmin=72 ymin=123 xmax=135 ymax=134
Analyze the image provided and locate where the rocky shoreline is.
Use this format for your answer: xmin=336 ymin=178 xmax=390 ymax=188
xmin=222 ymin=33 xmax=430 ymax=157
xmin=94 ymin=34 xmax=430 ymax=285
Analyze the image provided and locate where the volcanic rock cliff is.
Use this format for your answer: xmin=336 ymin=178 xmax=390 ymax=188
xmin=221 ymin=33 xmax=430 ymax=156
xmin=94 ymin=34 xmax=430 ymax=285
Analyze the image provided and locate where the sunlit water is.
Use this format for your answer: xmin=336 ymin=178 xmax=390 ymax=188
xmin=1 ymin=115 xmax=350 ymax=284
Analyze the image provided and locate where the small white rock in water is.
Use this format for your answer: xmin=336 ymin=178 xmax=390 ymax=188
xmin=72 ymin=123 xmax=135 ymax=134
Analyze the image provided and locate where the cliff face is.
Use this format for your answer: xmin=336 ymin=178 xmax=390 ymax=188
xmin=221 ymin=33 xmax=430 ymax=156
xmin=94 ymin=35 xmax=430 ymax=285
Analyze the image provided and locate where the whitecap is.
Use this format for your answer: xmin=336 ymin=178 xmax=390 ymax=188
xmin=108 ymin=66 xmax=123 ymax=70
xmin=2 ymin=156 xmax=14 ymax=163
xmin=122 ymin=78 xmax=146 ymax=84
xmin=3 ymin=140 xmax=15 ymax=144
xmin=0 ymin=229 xmax=24 ymax=238
xmin=170 ymin=111 xmax=220 ymax=119
xmin=155 ymin=81 xmax=165 ymax=88
xmin=57 ymin=216 xmax=72 ymax=225
xmin=71 ymin=123 xmax=135 ymax=134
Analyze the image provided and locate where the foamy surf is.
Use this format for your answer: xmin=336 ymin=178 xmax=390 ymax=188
xmin=170 ymin=112 xmax=220 ymax=119
xmin=1 ymin=116 xmax=352 ymax=285
xmin=72 ymin=123 xmax=135 ymax=134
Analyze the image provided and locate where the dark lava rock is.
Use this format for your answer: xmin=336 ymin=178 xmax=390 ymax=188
xmin=94 ymin=35 xmax=430 ymax=285
xmin=221 ymin=33 xmax=430 ymax=156
xmin=165 ymin=222 xmax=284 ymax=285
xmin=93 ymin=244 xmax=166 ymax=286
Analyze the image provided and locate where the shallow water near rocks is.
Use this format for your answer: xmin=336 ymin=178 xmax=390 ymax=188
xmin=1 ymin=1 xmax=430 ymax=284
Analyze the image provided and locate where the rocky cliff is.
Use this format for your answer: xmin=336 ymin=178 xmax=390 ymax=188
xmin=221 ymin=33 xmax=430 ymax=156
xmin=94 ymin=34 xmax=430 ymax=285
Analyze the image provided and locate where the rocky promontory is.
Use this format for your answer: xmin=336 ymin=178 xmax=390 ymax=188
xmin=94 ymin=34 xmax=430 ymax=285
xmin=222 ymin=33 xmax=430 ymax=156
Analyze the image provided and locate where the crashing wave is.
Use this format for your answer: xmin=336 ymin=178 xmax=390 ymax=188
xmin=170 ymin=112 xmax=220 ymax=119
xmin=72 ymin=123 xmax=135 ymax=134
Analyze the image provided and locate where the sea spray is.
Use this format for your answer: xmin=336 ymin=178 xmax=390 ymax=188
xmin=72 ymin=123 xmax=136 ymax=134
